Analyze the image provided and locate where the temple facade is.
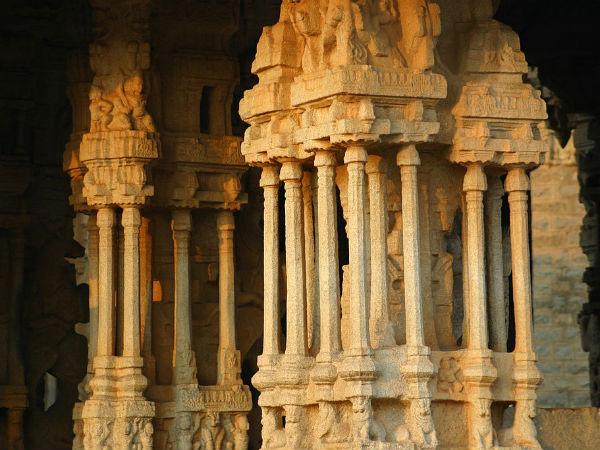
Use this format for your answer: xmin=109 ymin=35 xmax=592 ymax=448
xmin=5 ymin=0 xmax=599 ymax=449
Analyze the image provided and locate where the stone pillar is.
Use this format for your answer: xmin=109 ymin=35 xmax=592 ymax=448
xmin=462 ymin=164 xmax=497 ymax=450
xmin=344 ymin=146 xmax=371 ymax=354
xmin=281 ymin=161 xmax=307 ymax=358
xmin=366 ymin=155 xmax=395 ymax=349
xmin=312 ymin=150 xmax=341 ymax=398
xmin=217 ymin=210 xmax=241 ymax=385
xmin=172 ymin=209 xmax=197 ymax=385
xmin=122 ymin=206 xmax=142 ymax=358
xmin=140 ymin=217 xmax=155 ymax=383
xmin=97 ymin=207 xmax=116 ymax=357
xmin=302 ymin=171 xmax=318 ymax=352
xmin=7 ymin=407 xmax=25 ymax=450
xmin=485 ymin=175 xmax=507 ymax=352
xmin=397 ymin=144 xmax=437 ymax=450
xmin=259 ymin=166 xmax=281 ymax=361
xmin=88 ymin=214 xmax=99 ymax=367
xmin=506 ymin=167 xmax=542 ymax=449
xmin=8 ymin=228 xmax=25 ymax=386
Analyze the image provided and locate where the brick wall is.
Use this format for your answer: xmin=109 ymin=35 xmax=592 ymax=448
xmin=530 ymin=134 xmax=590 ymax=407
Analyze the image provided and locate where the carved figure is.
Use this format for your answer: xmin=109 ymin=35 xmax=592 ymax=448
xmin=498 ymin=400 xmax=542 ymax=450
xmin=409 ymin=399 xmax=437 ymax=449
xmin=437 ymin=356 xmax=464 ymax=393
xmin=316 ymin=402 xmax=351 ymax=444
xmin=232 ymin=414 xmax=249 ymax=450
xmin=200 ymin=412 xmax=225 ymax=450
xmin=261 ymin=407 xmax=286 ymax=449
xmin=285 ymin=405 xmax=308 ymax=449
xmin=352 ymin=397 xmax=386 ymax=443
xmin=470 ymin=399 xmax=495 ymax=449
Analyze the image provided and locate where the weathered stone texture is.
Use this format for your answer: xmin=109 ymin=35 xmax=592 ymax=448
xmin=531 ymin=133 xmax=590 ymax=407
xmin=536 ymin=407 xmax=600 ymax=450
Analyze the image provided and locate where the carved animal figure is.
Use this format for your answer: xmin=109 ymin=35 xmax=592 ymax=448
xmin=352 ymin=397 xmax=386 ymax=443
xmin=409 ymin=399 xmax=438 ymax=449
xmin=261 ymin=407 xmax=286 ymax=449
xmin=470 ymin=399 xmax=495 ymax=449
xmin=316 ymin=402 xmax=351 ymax=444
xmin=498 ymin=401 xmax=542 ymax=450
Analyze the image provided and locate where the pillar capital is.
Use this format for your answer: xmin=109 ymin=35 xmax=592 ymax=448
xmin=366 ymin=154 xmax=386 ymax=174
xmin=121 ymin=205 xmax=141 ymax=228
xmin=280 ymin=160 xmax=303 ymax=181
xmin=171 ymin=209 xmax=192 ymax=232
xmin=259 ymin=165 xmax=281 ymax=187
xmin=344 ymin=146 xmax=368 ymax=164
xmin=314 ymin=150 xmax=337 ymax=167
xmin=463 ymin=164 xmax=487 ymax=192
xmin=505 ymin=167 xmax=530 ymax=192
xmin=96 ymin=207 xmax=116 ymax=228
xmin=217 ymin=210 xmax=235 ymax=231
xmin=396 ymin=144 xmax=420 ymax=167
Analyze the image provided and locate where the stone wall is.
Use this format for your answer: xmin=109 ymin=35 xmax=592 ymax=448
xmin=531 ymin=133 xmax=590 ymax=407
xmin=536 ymin=407 xmax=600 ymax=450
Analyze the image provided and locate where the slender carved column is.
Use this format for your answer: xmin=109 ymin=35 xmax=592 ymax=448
xmin=302 ymin=171 xmax=318 ymax=352
xmin=485 ymin=175 xmax=507 ymax=352
xmin=281 ymin=161 xmax=307 ymax=358
xmin=397 ymin=144 xmax=437 ymax=450
xmin=122 ymin=206 xmax=142 ymax=357
xmin=259 ymin=166 xmax=281 ymax=362
xmin=217 ymin=210 xmax=241 ymax=385
xmin=505 ymin=167 xmax=542 ymax=449
xmin=140 ymin=217 xmax=155 ymax=383
xmin=462 ymin=164 xmax=497 ymax=450
xmin=312 ymin=150 xmax=341 ymax=398
xmin=344 ymin=146 xmax=371 ymax=354
xmin=172 ymin=209 xmax=197 ymax=385
xmin=97 ymin=207 xmax=116 ymax=357
xmin=366 ymin=155 xmax=395 ymax=349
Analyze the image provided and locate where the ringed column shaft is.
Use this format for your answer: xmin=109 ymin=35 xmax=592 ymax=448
xmin=302 ymin=171 xmax=318 ymax=351
xmin=88 ymin=214 xmax=99 ymax=364
xmin=485 ymin=175 xmax=507 ymax=351
xmin=397 ymin=145 xmax=425 ymax=348
xmin=366 ymin=155 xmax=393 ymax=349
xmin=506 ymin=168 xmax=534 ymax=354
xmin=122 ymin=206 xmax=142 ymax=357
xmin=463 ymin=165 xmax=489 ymax=350
xmin=172 ymin=209 xmax=194 ymax=384
xmin=96 ymin=208 xmax=116 ymax=357
xmin=315 ymin=150 xmax=341 ymax=359
xmin=260 ymin=166 xmax=281 ymax=358
xmin=344 ymin=146 xmax=371 ymax=352
xmin=217 ymin=210 xmax=238 ymax=384
xmin=281 ymin=161 xmax=307 ymax=356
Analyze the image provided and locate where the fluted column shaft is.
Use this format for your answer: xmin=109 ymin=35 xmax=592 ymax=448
xmin=217 ymin=210 xmax=240 ymax=385
xmin=97 ymin=207 xmax=116 ymax=357
xmin=260 ymin=166 xmax=281 ymax=359
xmin=485 ymin=175 xmax=507 ymax=352
xmin=315 ymin=151 xmax=341 ymax=360
xmin=172 ymin=209 xmax=195 ymax=384
xmin=397 ymin=145 xmax=425 ymax=348
xmin=344 ymin=146 xmax=371 ymax=353
xmin=302 ymin=171 xmax=318 ymax=351
xmin=122 ymin=206 xmax=142 ymax=357
xmin=506 ymin=168 xmax=534 ymax=354
xmin=463 ymin=165 xmax=489 ymax=351
xmin=88 ymin=214 xmax=99 ymax=364
xmin=281 ymin=161 xmax=307 ymax=356
xmin=367 ymin=155 xmax=394 ymax=349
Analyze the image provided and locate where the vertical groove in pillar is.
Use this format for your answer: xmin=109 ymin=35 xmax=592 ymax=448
xmin=281 ymin=161 xmax=307 ymax=357
xmin=217 ymin=210 xmax=239 ymax=384
xmin=97 ymin=207 xmax=116 ymax=357
xmin=344 ymin=146 xmax=371 ymax=353
xmin=485 ymin=175 xmax=507 ymax=352
xmin=315 ymin=151 xmax=341 ymax=360
xmin=260 ymin=166 xmax=281 ymax=358
xmin=505 ymin=168 xmax=534 ymax=354
xmin=172 ymin=209 xmax=196 ymax=384
xmin=397 ymin=145 xmax=425 ymax=348
xmin=463 ymin=165 xmax=489 ymax=351
xmin=366 ymin=155 xmax=394 ymax=349
xmin=122 ymin=206 xmax=142 ymax=357
xmin=88 ymin=214 xmax=99 ymax=364
xmin=302 ymin=171 xmax=318 ymax=353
